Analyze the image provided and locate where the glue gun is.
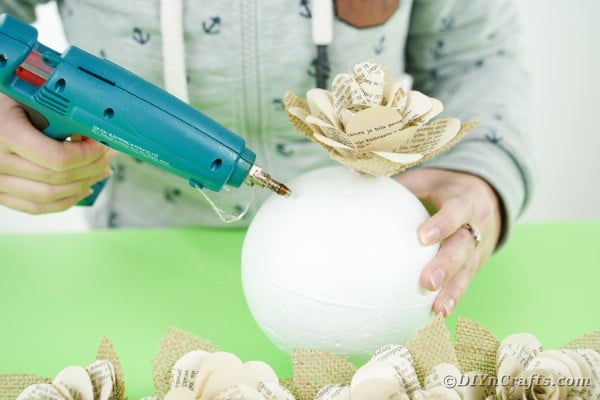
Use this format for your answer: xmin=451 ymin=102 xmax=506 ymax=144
xmin=0 ymin=14 xmax=290 ymax=205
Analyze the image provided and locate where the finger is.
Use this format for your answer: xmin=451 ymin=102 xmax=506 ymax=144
xmin=0 ymin=169 xmax=110 ymax=203
xmin=27 ymin=138 xmax=111 ymax=172
xmin=396 ymin=170 xmax=474 ymax=245
xmin=431 ymin=254 xmax=480 ymax=316
xmin=0 ymin=150 xmax=115 ymax=185
xmin=418 ymin=196 xmax=471 ymax=245
xmin=0 ymin=188 xmax=94 ymax=215
xmin=1 ymin=112 xmax=112 ymax=171
xmin=420 ymin=226 xmax=476 ymax=291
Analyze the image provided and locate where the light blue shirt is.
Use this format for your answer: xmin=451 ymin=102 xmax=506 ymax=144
xmin=0 ymin=0 xmax=534 ymax=245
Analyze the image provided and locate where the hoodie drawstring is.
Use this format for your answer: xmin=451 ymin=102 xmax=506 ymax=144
xmin=160 ymin=0 xmax=189 ymax=102
xmin=312 ymin=0 xmax=334 ymax=89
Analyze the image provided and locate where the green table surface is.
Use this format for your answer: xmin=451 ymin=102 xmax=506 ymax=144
xmin=1 ymin=221 xmax=598 ymax=398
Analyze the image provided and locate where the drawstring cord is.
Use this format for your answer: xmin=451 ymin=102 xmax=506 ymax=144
xmin=160 ymin=0 xmax=255 ymax=223
xmin=312 ymin=0 xmax=334 ymax=89
xmin=160 ymin=0 xmax=189 ymax=102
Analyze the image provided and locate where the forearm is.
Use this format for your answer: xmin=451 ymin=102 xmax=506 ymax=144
xmin=0 ymin=0 xmax=50 ymax=22
xmin=406 ymin=0 xmax=535 ymax=246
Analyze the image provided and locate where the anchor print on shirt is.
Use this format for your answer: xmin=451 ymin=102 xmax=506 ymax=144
xmin=276 ymin=140 xmax=311 ymax=157
xmin=164 ymin=188 xmax=182 ymax=203
xmin=374 ymin=35 xmax=386 ymax=55
xmin=202 ymin=17 xmax=222 ymax=35
xmin=132 ymin=27 xmax=151 ymax=44
xmin=430 ymin=39 xmax=446 ymax=60
xmin=272 ymin=98 xmax=285 ymax=111
xmin=440 ymin=16 xmax=455 ymax=31
xmin=485 ymin=115 xmax=505 ymax=144
xmin=112 ymin=164 xmax=126 ymax=182
xmin=299 ymin=0 xmax=312 ymax=18
xmin=276 ymin=143 xmax=294 ymax=157
xmin=108 ymin=211 xmax=119 ymax=228
xmin=485 ymin=131 xmax=503 ymax=144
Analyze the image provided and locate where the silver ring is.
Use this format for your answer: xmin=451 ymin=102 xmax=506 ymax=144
xmin=462 ymin=223 xmax=482 ymax=249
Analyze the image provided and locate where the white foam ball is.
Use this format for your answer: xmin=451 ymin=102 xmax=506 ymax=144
xmin=241 ymin=166 xmax=438 ymax=360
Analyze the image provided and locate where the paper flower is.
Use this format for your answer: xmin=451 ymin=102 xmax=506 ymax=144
xmin=314 ymin=345 xmax=493 ymax=400
xmin=284 ymin=61 xmax=478 ymax=177
xmin=313 ymin=338 xmax=600 ymax=400
xmin=159 ymin=350 xmax=294 ymax=400
xmin=7 ymin=323 xmax=600 ymax=400
xmin=302 ymin=316 xmax=600 ymax=400
xmin=495 ymin=334 xmax=600 ymax=400
xmin=7 ymin=338 xmax=125 ymax=400
xmin=16 ymin=361 xmax=118 ymax=400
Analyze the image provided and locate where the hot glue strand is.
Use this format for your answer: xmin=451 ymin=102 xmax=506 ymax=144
xmin=194 ymin=186 xmax=254 ymax=224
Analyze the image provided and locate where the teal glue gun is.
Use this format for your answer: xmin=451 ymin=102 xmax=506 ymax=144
xmin=0 ymin=14 xmax=290 ymax=205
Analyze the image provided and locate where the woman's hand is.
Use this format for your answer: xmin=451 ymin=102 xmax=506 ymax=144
xmin=395 ymin=167 xmax=502 ymax=316
xmin=0 ymin=94 xmax=116 ymax=214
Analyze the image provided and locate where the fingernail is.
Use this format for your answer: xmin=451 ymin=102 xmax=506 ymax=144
xmin=420 ymin=226 xmax=440 ymax=245
xmin=429 ymin=268 xmax=445 ymax=290
xmin=442 ymin=298 xmax=455 ymax=316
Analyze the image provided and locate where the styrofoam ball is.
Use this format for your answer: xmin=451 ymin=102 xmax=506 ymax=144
xmin=241 ymin=166 xmax=438 ymax=360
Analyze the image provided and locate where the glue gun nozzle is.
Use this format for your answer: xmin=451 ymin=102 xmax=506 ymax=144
xmin=274 ymin=182 xmax=292 ymax=197
xmin=245 ymin=165 xmax=292 ymax=197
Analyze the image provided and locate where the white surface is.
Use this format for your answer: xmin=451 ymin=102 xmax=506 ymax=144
xmin=518 ymin=0 xmax=600 ymax=222
xmin=1 ymin=1 xmax=599 ymax=232
xmin=242 ymin=167 xmax=438 ymax=359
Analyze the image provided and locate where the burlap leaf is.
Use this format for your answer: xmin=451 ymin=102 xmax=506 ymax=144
xmin=561 ymin=331 xmax=600 ymax=353
xmin=0 ymin=374 xmax=52 ymax=400
xmin=151 ymin=327 xmax=219 ymax=398
xmin=96 ymin=337 xmax=127 ymax=400
xmin=406 ymin=314 xmax=457 ymax=386
xmin=279 ymin=376 xmax=298 ymax=399
xmin=291 ymin=349 xmax=357 ymax=400
xmin=283 ymin=91 xmax=314 ymax=140
xmin=454 ymin=317 xmax=500 ymax=376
